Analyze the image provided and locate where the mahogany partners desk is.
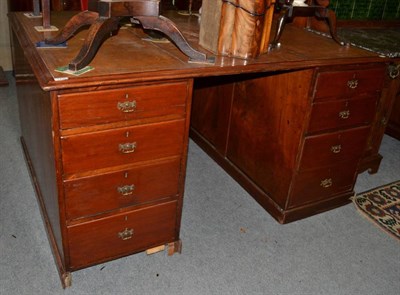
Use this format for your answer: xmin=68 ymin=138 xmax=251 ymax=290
xmin=8 ymin=11 xmax=397 ymax=287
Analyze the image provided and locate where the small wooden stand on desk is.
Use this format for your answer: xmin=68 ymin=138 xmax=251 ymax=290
xmin=45 ymin=0 xmax=211 ymax=71
xmin=270 ymin=0 xmax=346 ymax=49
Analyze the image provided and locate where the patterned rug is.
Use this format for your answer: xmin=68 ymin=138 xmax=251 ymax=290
xmin=353 ymin=181 xmax=400 ymax=241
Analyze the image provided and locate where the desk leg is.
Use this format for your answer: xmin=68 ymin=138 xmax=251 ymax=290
xmin=61 ymin=272 xmax=72 ymax=289
xmin=167 ymin=239 xmax=182 ymax=256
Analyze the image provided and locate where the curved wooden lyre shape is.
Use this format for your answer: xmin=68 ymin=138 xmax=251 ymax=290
xmin=44 ymin=1 xmax=212 ymax=71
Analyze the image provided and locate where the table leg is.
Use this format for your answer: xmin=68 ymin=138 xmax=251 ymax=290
xmin=45 ymin=11 xmax=99 ymax=45
xmin=269 ymin=8 xmax=290 ymax=49
xmin=323 ymin=10 xmax=346 ymax=46
xmin=135 ymin=15 xmax=208 ymax=62
xmin=68 ymin=17 xmax=121 ymax=71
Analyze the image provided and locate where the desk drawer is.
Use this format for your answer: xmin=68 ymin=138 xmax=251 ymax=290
xmin=299 ymin=126 xmax=370 ymax=170
xmin=61 ymin=119 xmax=185 ymax=176
xmin=67 ymin=200 xmax=177 ymax=269
xmin=288 ymin=163 xmax=357 ymax=208
xmin=307 ymin=96 xmax=377 ymax=133
xmin=58 ymin=82 xmax=188 ymax=129
xmin=64 ymin=157 xmax=181 ymax=220
xmin=313 ymin=67 xmax=384 ymax=101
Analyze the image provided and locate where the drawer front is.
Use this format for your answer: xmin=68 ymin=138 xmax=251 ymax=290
xmin=68 ymin=200 xmax=177 ymax=269
xmin=58 ymin=82 xmax=188 ymax=129
xmin=62 ymin=119 xmax=185 ymax=176
xmin=299 ymin=126 xmax=370 ymax=170
xmin=308 ymin=96 xmax=377 ymax=133
xmin=288 ymin=164 xmax=357 ymax=208
xmin=313 ymin=67 xmax=384 ymax=101
xmin=64 ymin=157 xmax=181 ymax=220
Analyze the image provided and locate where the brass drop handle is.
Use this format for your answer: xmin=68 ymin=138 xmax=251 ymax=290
xmin=117 ymin=100 xmax=137 ymax=113
xmin=330 ymin=144 xmax=342 ymax=154
xmin=338 ymin=110 xmax=350 ymax=119
xmin=118 ymin=228 xmax=134 ymax=240
xmin=320 ymin=178 xmax=333 ymax=188
xmin=388 ymin=64 xmax=400 ymax=79
xmin=347 ymin=79 xmax=358 ymax=89
xmin=117 ymin=184 xmax=135 ymax=196
xmin=119 ymin=142 xmax=137 ymax=154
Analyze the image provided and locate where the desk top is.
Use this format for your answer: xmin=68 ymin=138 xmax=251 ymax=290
xmin=9 ymin=11 xmax=389 ymax=91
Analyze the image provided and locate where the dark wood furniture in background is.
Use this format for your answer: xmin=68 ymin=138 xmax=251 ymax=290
xmin=6 ymin=0 xmax=194 ymax=12
xmin=8 ymin=9 xmax=396 ymax=287
xmin=174 ymin=0 xmax=202 ymax=11
xmin=58 ymin=0 xmax=81 ymax=11
xmin=0 ymin=67 xmax=9 ymax=86
xmin=7 ymin=0 xmax=81 ymax=11
xmin=8 ymin=0 xmax=34 ymax=11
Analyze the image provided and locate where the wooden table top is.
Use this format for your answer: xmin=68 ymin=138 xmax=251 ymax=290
xmin=9 ymin=11 xmax=389 ymax=91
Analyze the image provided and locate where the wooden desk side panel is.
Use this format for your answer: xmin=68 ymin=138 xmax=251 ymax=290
xmin=191 ymin=76 xmax=236 ymax=154
xmin=386 ymin=89 xmax=400 ymax=140
xmin=9 ymin=30 xmax=35 ymax=81
xmin=17 ymin=80 xmax=64 ymax=265
xmin=227 ymin=70 xmax=314 ymax=209
xmin=359 ymin=66 xmax=399 ymax=173
xmin=191 ymin=70 xmax=315 ymax=220
xmin=385 ymin=69 xmax=400 ymax=141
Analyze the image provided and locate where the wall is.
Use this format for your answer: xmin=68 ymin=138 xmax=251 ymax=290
xmin=330 ymin=0 xmax=400 ymax=20
xmin=0 ymin=1 xmax=12 ymax=71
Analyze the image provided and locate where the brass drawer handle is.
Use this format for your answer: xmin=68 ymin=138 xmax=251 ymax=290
xmin=331 ymin=144 xmax=342 ymax=154
xmin=338 ymin=110 xmax=350 ymax=119
xmin=117 ymin=100 xmax=137 ymax=113
xmin=347 ymin=79 xmax=358 ymax=89
xmin=117 ymin=184 xmax=135 ymax=196
xmin=320 ymin=178 xmax=333 ymax=188
xmin=119 ymin=142 xmax=137 ymax=154
xmin=118 ymin=228 xmax=134 ymax=240
xmin=388 ymin=64 xmax=400 ymax=79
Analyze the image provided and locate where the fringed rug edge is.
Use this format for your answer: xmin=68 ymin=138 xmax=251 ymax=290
xmin=352 ymin=180 xmax=400 ymax=242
